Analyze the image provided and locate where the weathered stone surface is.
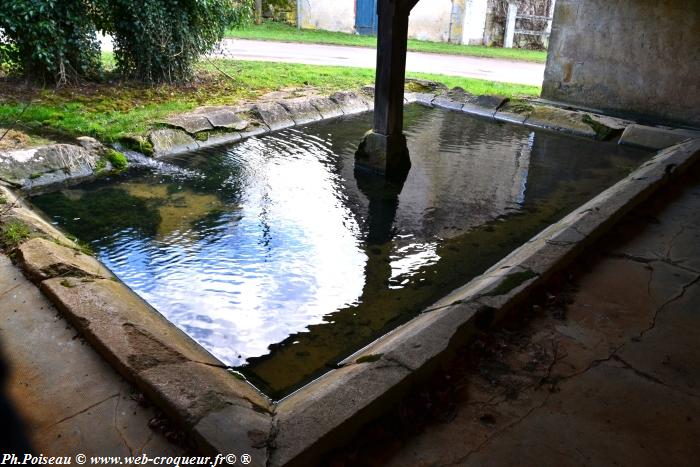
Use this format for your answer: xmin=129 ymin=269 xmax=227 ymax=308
xmin=251 ymin=102 xmax=295 ymax=131
xmin=0 ymin=144 xmax=99 ymax=191
xmin=409 ymin=92 xmax=437 ymax=106
xmin=343 ymin=301 xmax=482 ymax=373
xmin=240 ymin=124 xmax=270 ymax=139
xmin=198 ymin=108 xmax=249 ymax=131
xmin=149 ymin=128 xmax=199 ymax=157
xmin=76 ymin=136 xmax=104 ymax=153
xmin=619 ymin=124 xmax=691 ymax=151
xmin=198 ymin=132 xmax=242 ymax=149
xmin=39 ymin=278 xmax=271 ymax=418
xmin=273 ymin=363 xmax=411 ymax=467
xmin=330 ymin=91 xmax=371 ymax=115
xmin=193 ymin=404 xmax=270 ymax=466
xmin=279 ymin=98 xmax=324 ymax=125
xmin=494 ymin=110 xmax=529 ymax=124
xmin=404 ymin=79 xmax=448 ymax=94
xmin=432 ymin=95 xmax=464 ymax=111
xmin=309 ymin=97 xmax=344 ymax=119
xmin=524 ymin=106 xmax=597 ymax=138
xmin=0 ymin=254 xmax=183 ymax=458
xmin=16 ymin=238 xmax=112 ymax=282
xmin=163 ymin=115 xmax=214 ymax=134
xmin=462 ymin=94 xmax=509 ymax=119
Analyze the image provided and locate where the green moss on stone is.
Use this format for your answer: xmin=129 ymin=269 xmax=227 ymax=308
xmin=105 ymin=149 xmax=128 ymax=172
xmin=582 ymin=114 xmax=615 ymax=141
xmin=356 ymin=354 xmax=383 ymax=364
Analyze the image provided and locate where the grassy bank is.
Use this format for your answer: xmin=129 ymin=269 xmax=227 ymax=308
xmin=0 ymin=59 xmax=540 ymax=144
xmin=226 ymin=21 xmax=548 ymax=64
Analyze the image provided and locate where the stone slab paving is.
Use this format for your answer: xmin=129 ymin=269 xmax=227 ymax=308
xmin=328 ymin=167 xmax=700 ymax=467
xmin=0 ymin=254 xmax=183 ymax=458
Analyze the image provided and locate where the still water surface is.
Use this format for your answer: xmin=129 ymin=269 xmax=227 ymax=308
xmin=32 ymin=105 xmax=650 ymax=397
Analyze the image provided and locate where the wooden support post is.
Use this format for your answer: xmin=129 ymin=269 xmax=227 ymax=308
xmin=504 ymin=1 xmax=518 ymax=48
xmin=356 ymin=0 xmax=419 ymax=178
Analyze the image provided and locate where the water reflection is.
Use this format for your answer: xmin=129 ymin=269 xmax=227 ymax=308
xmin=30 ymin=105 xmax=651 ymax=397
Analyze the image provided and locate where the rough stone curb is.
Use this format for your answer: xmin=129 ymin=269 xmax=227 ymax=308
xmin=267 ymin=138 xmax=700 ymax=467
xmin=0 ymin=187 xmax=273 ymax=467
xmin=152 ymin=92 xmax=376 ymax=158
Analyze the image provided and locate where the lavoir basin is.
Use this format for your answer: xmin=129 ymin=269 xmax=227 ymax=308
xmin=31 ymin=104 xmax=651 ymax=399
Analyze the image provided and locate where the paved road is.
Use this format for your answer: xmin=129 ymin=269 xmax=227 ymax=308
xmin=215 ymin=39 xmax=545 ymax=86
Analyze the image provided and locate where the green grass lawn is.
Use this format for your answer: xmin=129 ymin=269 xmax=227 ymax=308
xmin=227 ymin=21 xmax=548 ymax=64
xmin=0 ymin=59 xmax=540 ymax=145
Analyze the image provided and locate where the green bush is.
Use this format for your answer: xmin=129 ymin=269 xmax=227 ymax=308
xmin=0 ymin=0 xmax=253 ymax=84
xmin=95 ymin=0 xmax=249 ymax=83
xmin=0 ymin=0 xmax=101 ymax=83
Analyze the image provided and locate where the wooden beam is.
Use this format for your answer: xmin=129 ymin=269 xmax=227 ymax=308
xmin=373 ymin=0 xmax=412 ymax=137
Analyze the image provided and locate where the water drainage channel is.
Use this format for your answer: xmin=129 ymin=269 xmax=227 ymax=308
xmin=31 ymin=104 xmax=651 ymax=399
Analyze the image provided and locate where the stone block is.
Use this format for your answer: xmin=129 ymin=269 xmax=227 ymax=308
xmin=0 ymin=144 xmax=100 ymax=191
xmin=309 ymin=97 xmax=344 ymax=119
xmin=330 ymin=91 xmax=370 ymax=115
xmin=149 ymin=129 xmax=199 ymax=157
xmin=163 ymin=115 xmax=214 ymax=134
xmin=251 ymin=103 xmax=295 ymax=131
xmin=16 ymin=238 xmax=112 ymax=283
xmin=198 ymin=108 xmax=249 ymax=131
xmin=619 ymin=124 xmax=691 ymax=151
xmin=279 ymin=98 xmax=324 ymax=125
xmin=524 ymin=106 xmax=597 ymax=138
xmin=193 ymin=404 xmax=271 ymax=466
xmin=272 ymin=363 xmax=411 ymax=467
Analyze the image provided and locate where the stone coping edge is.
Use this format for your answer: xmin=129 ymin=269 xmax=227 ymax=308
xmin=0 ymin=187 xmax=275 ymax=466
xmin=267 ymin=138 xmax=700 ymax=467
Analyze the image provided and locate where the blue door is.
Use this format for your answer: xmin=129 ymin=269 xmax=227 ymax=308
xmin=356 ymin=0 xmax=378 ymax=35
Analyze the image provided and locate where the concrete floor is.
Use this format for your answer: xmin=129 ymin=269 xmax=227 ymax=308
xmin=0 ymin=255 xmax=183 ymax=457
xmin=330 ymin=169 xmax=700 ymax=467
xmin=213 ymin=39 xmax=545 ymax=86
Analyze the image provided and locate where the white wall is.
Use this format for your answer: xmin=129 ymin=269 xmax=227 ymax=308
xmin=299 ymin=0 xmax=356 ymax=34
xmin=408 ymin=0 xmax=453 ymax=42
xmin=462 ymin=0 xmax=489 ymax=45
xmin=298 ymin=0 xmax=489 ymax=46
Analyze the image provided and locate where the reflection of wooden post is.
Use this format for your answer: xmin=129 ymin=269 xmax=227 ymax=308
xmin=356 ymin=0 xmax=419 ymax=178
xmin=504 ymin=1 xmax=518 ymax=48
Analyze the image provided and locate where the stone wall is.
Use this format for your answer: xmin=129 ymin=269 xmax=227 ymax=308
xmin=298 ymin=0 xmax=356 ymax=33
xmin=542 ymin=0 xmax=700 ymax=127
xmin=408 ymin=0 xmax=454 ymax=42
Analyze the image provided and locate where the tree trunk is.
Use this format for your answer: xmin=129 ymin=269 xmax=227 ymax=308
xmin=255 ymin=0 xmax=263 ymax=25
